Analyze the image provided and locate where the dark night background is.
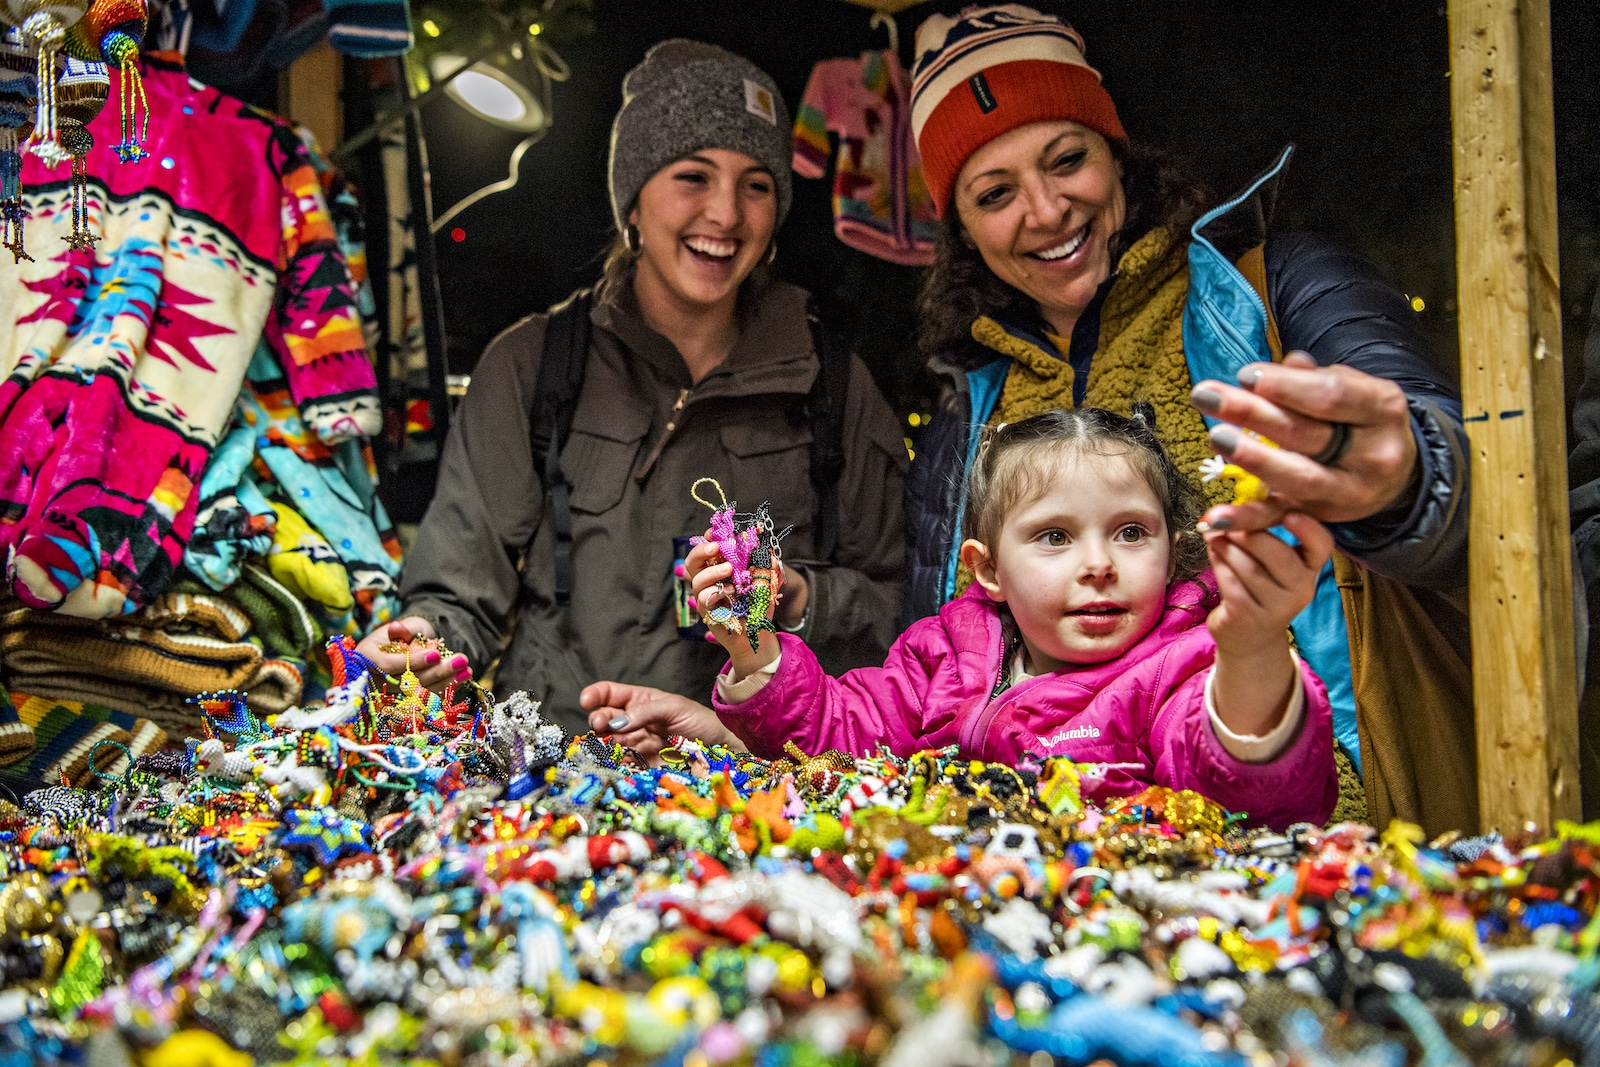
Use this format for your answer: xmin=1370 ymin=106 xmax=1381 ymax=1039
xmin=415 ymin=0 xmax=1598 ymax=441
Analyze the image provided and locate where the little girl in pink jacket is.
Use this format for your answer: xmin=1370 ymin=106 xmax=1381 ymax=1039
xmin=679 ymin=407 xmax=1338 ymax=828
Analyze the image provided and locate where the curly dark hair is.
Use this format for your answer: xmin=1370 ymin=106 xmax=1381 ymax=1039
xmin=962 ymin=402 xmax=1208 ymax=584
xmin=917 ymin=140 xmax=1235 ymax=366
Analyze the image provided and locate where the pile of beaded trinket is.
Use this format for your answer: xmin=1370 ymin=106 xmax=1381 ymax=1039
xmin=4 ymin=645 xmax=1600 ymax=1066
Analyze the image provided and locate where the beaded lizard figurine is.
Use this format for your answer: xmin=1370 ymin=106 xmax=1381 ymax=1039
xmin=689 ymin=478 xmax=791 ymax=652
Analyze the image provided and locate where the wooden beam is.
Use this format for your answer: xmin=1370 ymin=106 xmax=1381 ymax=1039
xmin=1449 ymin=0 xmax=1578 ymax=830
xmin=281 ymin=40 xmax=344 ymax=153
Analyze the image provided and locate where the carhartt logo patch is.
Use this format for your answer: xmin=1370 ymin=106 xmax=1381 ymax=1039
xmin=744 ymin=79 xmax=777 ymax=125
xmin=968 ymin=70 xmax=997 ymax=113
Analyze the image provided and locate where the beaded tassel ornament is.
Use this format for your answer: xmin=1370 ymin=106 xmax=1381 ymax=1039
xmin=0 ymin=27 xmax=33 ymax=260
xmin=52 ymin=54 xmax=105 ymax=249
xmin=689 ymin=477 xmax=791 ymax=653
xmin=62 ymin=0 xmax=145 ymax=162
xmin=5 ymin=0 xmax=90 ymax=166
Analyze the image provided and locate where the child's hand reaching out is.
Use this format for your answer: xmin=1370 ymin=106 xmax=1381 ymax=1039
xmin=1203 ymin=512 xmax=1333 ymax=741
xmin=684 ymin=533 xmax=783 ymax=679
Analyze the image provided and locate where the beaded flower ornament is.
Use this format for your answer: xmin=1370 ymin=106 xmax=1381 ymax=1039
xmin=689 ymin=477 xmax=791 ymax=652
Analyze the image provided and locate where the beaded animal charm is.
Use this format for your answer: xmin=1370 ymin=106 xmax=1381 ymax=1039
xmin=689 ymin=477 xmax=791 ymax=652
xmin=740 ymin=502 xmax=785 ymax=653
xmin=1198 ymin=431 xmax=1281 ymax=506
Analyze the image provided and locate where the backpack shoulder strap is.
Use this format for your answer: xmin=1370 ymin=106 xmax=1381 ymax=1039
xmin=805 ymin=300 xmax=850 ymax=563
xmin=528 ymin=287 xmax=594 ymax=605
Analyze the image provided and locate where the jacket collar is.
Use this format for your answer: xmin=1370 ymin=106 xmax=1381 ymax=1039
xmin=589 ymin=272 xmax=819 ymax=400
xmin=965 ymin=226 xmax=1183 ymax=368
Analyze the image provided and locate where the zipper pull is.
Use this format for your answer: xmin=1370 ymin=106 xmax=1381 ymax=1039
xmin=665 ymin=388 xmax=689 ymax=433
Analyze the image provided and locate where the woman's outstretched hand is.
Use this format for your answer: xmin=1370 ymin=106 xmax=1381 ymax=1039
xmin=581 ymin=681 xmax=740 ymax=761
xmin=1191 ymin=351 xmax=1418 ymax=532
xmin=353 ymin=617 xmax=473 ymax=692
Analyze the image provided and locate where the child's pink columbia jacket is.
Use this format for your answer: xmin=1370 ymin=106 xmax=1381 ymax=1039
xmin=714 ymin=573 xmax=1338 ymax=828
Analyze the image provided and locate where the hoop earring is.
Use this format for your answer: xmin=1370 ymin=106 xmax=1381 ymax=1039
xmin=764 ymin=239 xmax=777 ymax=266
xmin=624 ymin=224 xmax=642 ymax=256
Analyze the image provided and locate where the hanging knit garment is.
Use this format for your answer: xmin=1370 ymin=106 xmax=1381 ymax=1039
xmin=793 ymin=51 xmax=939 ymax=266
xmin=0 ymin=58 xmax=378 ymax=618
xmin=185 ymin=283 xmax=402 ymax=639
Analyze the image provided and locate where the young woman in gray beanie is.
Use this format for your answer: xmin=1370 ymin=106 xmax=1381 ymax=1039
xmin=357 ymin=40 xmax=908 ymax=747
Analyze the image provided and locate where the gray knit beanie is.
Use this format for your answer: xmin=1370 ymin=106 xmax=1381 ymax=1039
xmin=608 ymin=39 xmax=793 ymax=233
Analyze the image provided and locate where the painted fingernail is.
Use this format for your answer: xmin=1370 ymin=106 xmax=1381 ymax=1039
xmin=451 ymin=654 xmax=467 ymax=670
xmin=424 ymin=650 xmax=441 ymax=665
xmin=456 ymin=668 xmax=471 ymax=682
xmin=609 ymin=716 xmax=629 ymax=731
xmin=1209 ymin=427 xmax=1239 ymax=455
xmin=687 ymin=596 xmax=699 ymax=611
xmin=1236 ymin=366 xmax=1262 ymax=388
xmin=674 ymin=564 xmax=687 ymax=578
xmin=1191 ymin=387 xmax=1222 ymax=414
xmin=1199 ymin=516 xmax=1233 ymax=532
xmin=705 ymin=632 xmax=719 ymax=643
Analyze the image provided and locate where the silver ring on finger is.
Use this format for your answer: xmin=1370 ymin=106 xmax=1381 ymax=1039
xmin=1311 ymin=420 xmax=1353 ymax=467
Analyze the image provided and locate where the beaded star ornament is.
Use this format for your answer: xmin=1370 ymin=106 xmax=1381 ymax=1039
xmin=689 ymin=477 xmax=791 ymax=652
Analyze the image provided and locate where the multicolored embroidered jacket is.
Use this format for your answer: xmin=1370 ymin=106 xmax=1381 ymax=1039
xmin=0 ymin=58 xmax=380 ymax=618
xmin=793 ymin=52 xmax=939 ymax=266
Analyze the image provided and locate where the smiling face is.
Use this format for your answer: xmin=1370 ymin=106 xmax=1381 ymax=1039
xmin=629 ymin=148 xmax=777 ymax=315
xmin=965 ymin=448 xmax=1174 ymax=674
xmin=953 ymin=120 xmax=1126 ymax=338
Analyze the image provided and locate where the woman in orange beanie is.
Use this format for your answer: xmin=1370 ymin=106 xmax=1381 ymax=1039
xmin=901 ymin=4 xmax=1473 ymax=831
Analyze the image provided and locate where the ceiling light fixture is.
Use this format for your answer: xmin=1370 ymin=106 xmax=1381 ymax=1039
xmin=429 ymin=53 xmax=547 ymax=132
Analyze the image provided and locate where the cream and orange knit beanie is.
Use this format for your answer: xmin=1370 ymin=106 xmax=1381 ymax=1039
xmin=910 ymin=4 xmax=1127 ymax=216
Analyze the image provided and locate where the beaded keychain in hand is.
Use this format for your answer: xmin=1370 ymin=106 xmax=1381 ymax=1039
xmin=689 ymin=477 xmax=791 ymax=652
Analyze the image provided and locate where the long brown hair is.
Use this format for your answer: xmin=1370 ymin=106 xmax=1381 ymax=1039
xmin=917 ymin=140 xmax=1228 ymax=368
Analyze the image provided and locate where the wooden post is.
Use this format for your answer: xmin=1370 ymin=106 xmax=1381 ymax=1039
xmin=281 ymin=40 xmax=344 ymax=152
xmin=1449 ymin=0 xmax=1578 ymax=830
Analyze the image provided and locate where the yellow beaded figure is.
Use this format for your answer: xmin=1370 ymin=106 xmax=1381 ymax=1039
xmin=1198 ymin=431 xmax=1282 ymax=505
